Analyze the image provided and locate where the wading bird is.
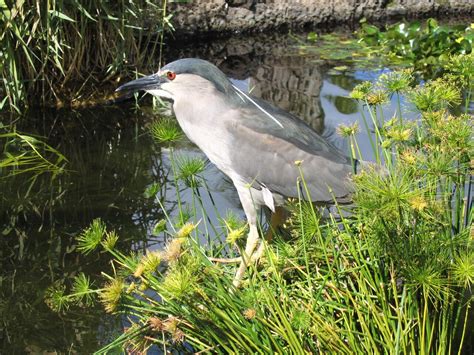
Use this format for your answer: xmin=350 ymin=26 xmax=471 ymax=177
xmin=117 ymin=58 xmax=357 ymax=287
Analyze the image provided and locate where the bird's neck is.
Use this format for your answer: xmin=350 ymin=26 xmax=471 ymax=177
xmin=172 ymin=91 xmax=237 ymax=177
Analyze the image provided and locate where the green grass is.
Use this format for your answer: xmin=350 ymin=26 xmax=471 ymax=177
xmin=46 ymin=56 xmax=473 ymax=353
xmin=0 ymin=0 xmax=171 ymax=112
xmin=0 ymin=126 xmax=67 ymax=178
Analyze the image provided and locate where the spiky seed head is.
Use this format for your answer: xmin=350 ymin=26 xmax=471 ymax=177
xmin=387 ymin=127 xmax=412 ymax=142
xmin=135 ymin=250 xmax=162 ymax=277
xmin=172 ymin=329 xmax=185 ymax=343
xmin=163 ymin=238 xmax=184 ymax=262
xmin=337 ymin=121 xmax=360 ymax=137
xmin=291 ymin=310 xmax=312 ymax=331
xmin=153 ymin=219 xmax=167 ymax=235
xmin=100 ymin=278 xmax=124 ymax=313
xmin=148 ymin=317 xmax=164 ymax=332
xmin=150 ymin=118 xmax=183 ymax=144
xmin=176 ymin=156 xmax=206 ymax=188
xmin=143 ymin=251 xmax=162 ymax=272
xmin=243 ymin=308 xmax=257 ymax=320
xmin=176 ymin=222 xmax=197 ymax=239
xmin=378 ymin=69 xmax=413 ymax=94
xmin=452 ymin=252 xmax=474 ymax=288
xmin=366 ymin=90 xmax=388 ymax=106
xmin=400 ymin=149 xmax=417 ymax=165
xmin=144 ymin=182 xmax=160 ymax=199
xmin=133 ymin=264 xmax=146 ymax=278
xmin=101 ymin=230 xmax=118 ymax=251
xmin=163 ymin=316 xmax=179 ymax=333
xmin=72 ymin=273 xmax=95 ymax=306
xmin=44 ymin=282 xmax=69 ymax=312
xmin=381 ymin=139 xmax=392 ymax=149
xmin=409 ymin=196 xmax=428 ymax=211
xmin=226 ymin=224 xmax=247 ymax=245
xmin=77 ymin=218 xmax=106 ymax=255
xmin=350 ymin=81 xmax=373 ymax=101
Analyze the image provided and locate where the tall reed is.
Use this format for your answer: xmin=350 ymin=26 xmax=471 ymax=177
xmin=0 ymin=0 xmax=170 ymax=111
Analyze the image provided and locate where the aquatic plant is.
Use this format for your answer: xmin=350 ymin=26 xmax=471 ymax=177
xmin=358 ymin=19 xmax=474 ymax=77
xmin=150 ymin=118 xmax=184 ymax=144
xmin=0 ymin=0 xmax=171 ymax=112
xmin=0 ymin=127 xmax=67 ymax=178
xmin=46 ymin=61 xmax=473 ymax=353
xmin=174 ymin=155 xmax=206 ymax=189
xmin=301 ymin=20 xmax=473 ymax=81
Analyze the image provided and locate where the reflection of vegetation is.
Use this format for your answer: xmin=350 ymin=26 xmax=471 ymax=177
xmin=325 ymin=95 xmax=359 ymax=114
xmin=0 ymin=107 xmax=182 ymax=352
xmin=0 ymin=0 xmax=171 ymax=111
xmin=324 ymin=73 xmax=362 ymax=115
xmin=358 ymin=19 xmax=473 ymax=77
xmin=326 ymin=72 xmax=360 ymax=91
xmin=0 ymin=138 xmax=120 ymax=352
xmin=3 ymin=108 xmax=169 ymax=239
xmin=55 ymin=62 xmax=473 ymax=353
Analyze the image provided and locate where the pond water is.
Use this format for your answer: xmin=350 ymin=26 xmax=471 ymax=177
xmin=0 ymin=30 xmax=437 ymax=352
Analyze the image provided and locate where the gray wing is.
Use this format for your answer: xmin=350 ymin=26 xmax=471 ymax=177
xmin=248 ymin=98 xmax=351 ymax=164
xmin=226 ymin=96 xmax=354 ymax=202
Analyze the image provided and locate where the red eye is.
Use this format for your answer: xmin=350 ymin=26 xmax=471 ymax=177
xmin=167 ymin=71 xmax=176 ymax=80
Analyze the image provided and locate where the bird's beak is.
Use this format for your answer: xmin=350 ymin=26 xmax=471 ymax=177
xmin=115 ymin=73 xmax=162 ymax=94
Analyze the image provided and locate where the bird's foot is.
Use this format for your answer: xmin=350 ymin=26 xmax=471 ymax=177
xmin=232 ymin=243 xmax=267 ymax=288
xmin=208 ymin=244 xmax=265 ymax=265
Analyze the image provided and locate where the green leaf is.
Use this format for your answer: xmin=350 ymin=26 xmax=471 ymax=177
xmin=152 ymin=219 xmax=167 ymax=235
xmin=307 ymin=32 xmax=318 ymax=42
xmin=49 ymin=10 xmax=76 ymax=22
xmin=362 ymin=24 xmax=380 ymax=36
xmin=144 ymin=182 xmax=160 ymax=198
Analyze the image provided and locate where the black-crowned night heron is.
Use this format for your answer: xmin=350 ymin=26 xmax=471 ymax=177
xmin=117 ymin=58 xmax=356 ymax=286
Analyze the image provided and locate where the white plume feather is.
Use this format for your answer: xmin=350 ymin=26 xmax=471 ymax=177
xmin=232 ymin=84 xmax=284 ymax=128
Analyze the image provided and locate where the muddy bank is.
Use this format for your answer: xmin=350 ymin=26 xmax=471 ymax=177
xmin=160 ymin=0 xmax=474 ymax=40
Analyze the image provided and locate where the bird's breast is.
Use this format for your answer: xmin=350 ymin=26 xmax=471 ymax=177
xmin=172 ymin=99 xmax=237 ymax=177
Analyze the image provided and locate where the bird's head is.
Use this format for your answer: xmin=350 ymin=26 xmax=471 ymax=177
xmin=116 ymin=58 xmax=235 ymax=101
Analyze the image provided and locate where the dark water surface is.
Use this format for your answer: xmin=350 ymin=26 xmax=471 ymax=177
xmin=1 ymin=30 xmax=417 ymax=353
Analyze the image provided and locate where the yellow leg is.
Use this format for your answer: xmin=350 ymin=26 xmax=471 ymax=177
xmin=251 ymin=206 xmax=287 ymax=262
xmin=232 ymin=224 xmax=259 ymax=287
xmin=232 ymin=207 xmax=288 ymax=287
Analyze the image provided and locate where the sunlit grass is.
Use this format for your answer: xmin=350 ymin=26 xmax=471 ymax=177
xmin=0 ymin=129 xmax=67 ymax=178
xmin=0 ymin=0 xmax=170 ymax=111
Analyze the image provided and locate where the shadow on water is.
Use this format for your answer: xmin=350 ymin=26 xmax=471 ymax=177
xmin=1 ymin=30 xmax=471 ymax=352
